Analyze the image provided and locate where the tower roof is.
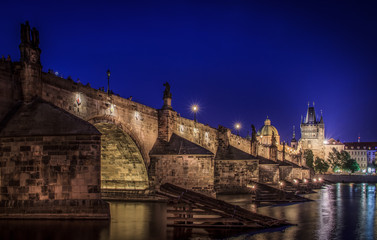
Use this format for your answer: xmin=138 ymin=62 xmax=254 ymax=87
xmin=305 ymin=106 xmax=317 ymax=124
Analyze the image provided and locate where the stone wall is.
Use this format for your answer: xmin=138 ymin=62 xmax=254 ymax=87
xmin=0 ymin=135 xmax=101 ymax=201
xmin=229 ymin=134 xmax=251 ymax=154
xmin=173 ymin=115 xmax=219 ymax=153
xmin=0 ymin=62 xmax=21 ymax=122
xmin=0 ymin=135 xmax=109 ymax=219
xmin=259 ymin=164 xmax=279 ymax=183
xmin=291 ymin=168 xmax=302 ymax=180
xmin=0 ymin=134 xmax=109 ymax=219
xmin=149 ymin=154 xmax=214 ymax=195
xmin=302 ymin=168 xmax=311 ymax=179
xmin=95 ymin=123 xmax=149 ymax=190
xmin=41 ymin=73 xmax=159 ymax=165
xmin=214 ymin=160 xmax=258 ymax=194
xmin=279 ymin=165 xmax=293 ymax=181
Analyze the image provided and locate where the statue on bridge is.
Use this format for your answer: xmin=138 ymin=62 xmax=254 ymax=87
xmin=251 ymin=124 xmax=258 ymax=156
xmin=163 ymin=82 xmax=172 ymax=99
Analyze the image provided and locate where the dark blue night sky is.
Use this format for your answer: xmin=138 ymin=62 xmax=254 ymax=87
xmin=1 ymin=0 xmax=376 ymax=142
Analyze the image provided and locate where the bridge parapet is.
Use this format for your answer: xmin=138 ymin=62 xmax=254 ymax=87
xmin=41 ymin=72 xmax=159 ymax=164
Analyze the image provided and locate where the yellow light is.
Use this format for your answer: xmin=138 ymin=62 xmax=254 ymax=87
xmin=319 ymin=178 xmax=322 ymax=181
xmin=304 ymin=179 xmax=307 ymax=183
xmin=191 ymin=104 xmax=199 ymax=112
xmin=313 ymin=179 xmax=317 ymax=182
xmin=235 ymin=123 xmax=241 ymax=130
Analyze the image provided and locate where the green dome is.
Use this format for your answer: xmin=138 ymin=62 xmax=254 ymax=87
xmin=257 ymin=118 xmax=279 ymax=136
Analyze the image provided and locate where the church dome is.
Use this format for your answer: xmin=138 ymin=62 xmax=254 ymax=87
xmin=257 ymin=117 xmax=279 ymax=137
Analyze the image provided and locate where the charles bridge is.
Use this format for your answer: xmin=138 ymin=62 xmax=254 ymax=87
xmin=0 ymin=22 xmax=310 ymax=219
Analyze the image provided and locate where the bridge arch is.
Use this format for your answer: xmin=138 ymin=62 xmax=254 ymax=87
xmin=88 ymin=116 xmax=149 ymax=190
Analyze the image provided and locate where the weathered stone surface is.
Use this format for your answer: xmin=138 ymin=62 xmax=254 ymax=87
xmin=95 ymin=123 xmax=148 ymax=190
xmin=215 ymin=159 xmax=258 ymax=194
xmin=0 ymin=93 xmax=109 ymax=218
xmin=258 ymin=157 xmax=280 ymax=184
xmin=150 ymin=134 xmax=214 ymax=195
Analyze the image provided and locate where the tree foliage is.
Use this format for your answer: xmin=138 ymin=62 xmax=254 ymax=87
xmin=314 ymin=157 xmax=329 ymax=174
xmin=327 ymin=148 xmax=360 ymax=173
xmin=327 ymin=148 xmax=342 ymax=171
xmin=304 ymin=149 xmax=314 ymax=169
xmin=343 ymin=158 xmax=360 ymax=173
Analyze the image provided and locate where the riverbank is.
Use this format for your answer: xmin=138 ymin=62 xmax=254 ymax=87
xmin=316 ymin=174 xmax=377 ymax=183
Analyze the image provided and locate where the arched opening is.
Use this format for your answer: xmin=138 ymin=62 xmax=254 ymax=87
xmin=94 ymin=123 xmax=149 ymax=190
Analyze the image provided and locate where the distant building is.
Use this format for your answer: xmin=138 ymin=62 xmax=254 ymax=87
xmin=324 ymin=138 xmax=344 ymax=161
xmin=299 ymin=103 xmax=325 ymax=159
xmin=257 ymin=117 xmax=280 ymax=145
xmin=344 ymin=142 xmax=377 ymax=173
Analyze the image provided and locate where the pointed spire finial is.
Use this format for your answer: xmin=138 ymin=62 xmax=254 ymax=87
xmin=313 ymin=101 xmax=315 ymax=107
xmin=293 ymin=125 xmax=296 ymax=138
xmin=307 ymin=102 xmax=310 ymax=107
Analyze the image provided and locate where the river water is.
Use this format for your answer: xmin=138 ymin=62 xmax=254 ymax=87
xmin=0 ymin=183 xmax=376 ymax=240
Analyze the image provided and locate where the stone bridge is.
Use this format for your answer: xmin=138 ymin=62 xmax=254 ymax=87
xmin=0 ymin=22 xmax=309 ymax=201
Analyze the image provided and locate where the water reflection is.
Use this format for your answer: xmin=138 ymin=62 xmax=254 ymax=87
xmin=0 ymin=184 xmax=376 ymax=240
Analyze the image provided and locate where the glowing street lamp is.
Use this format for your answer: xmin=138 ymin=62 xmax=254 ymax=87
xmin=235 ymin=123 xmax=241 ymax=136
xmin=191 ymin=104 xmax=199 ymax=122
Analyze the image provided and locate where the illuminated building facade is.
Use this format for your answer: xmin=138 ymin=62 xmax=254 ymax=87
xmin=299 ymin=103 xmax=325 ymax=159
xmin=344 ymin=142 xmax=377 ymax=173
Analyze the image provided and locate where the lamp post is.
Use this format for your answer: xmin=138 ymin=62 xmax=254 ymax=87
xmin=191 ymin=104 xmax=198 ymax=122
xmin=107 ymin=69 xmax=111 ymax=96
xmin=235 ymin=123 xmax=241 ymax=136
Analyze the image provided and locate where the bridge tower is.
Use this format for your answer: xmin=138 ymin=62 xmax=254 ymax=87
xmin=19 ymin=21 xmax=42 ymax=102
xmin=299 ymin=103 xmax=325 ymax=158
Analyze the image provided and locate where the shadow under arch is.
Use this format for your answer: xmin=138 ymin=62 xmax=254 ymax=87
xmin=87 ymin=116 xmax=149 ymax=190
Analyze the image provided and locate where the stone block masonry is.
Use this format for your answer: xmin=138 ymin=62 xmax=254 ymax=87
xmin=0 ymin=135 xmax=109 ymax=219
xmin=150 ymin=154 xmax=215 ymax=196
xmin=0 ymin=135 xmax=100 ymax=201
xmin=0 ymin=97 xmax=110 ymax=219
xmin=215 ymin=160 xmax=259 ymax=194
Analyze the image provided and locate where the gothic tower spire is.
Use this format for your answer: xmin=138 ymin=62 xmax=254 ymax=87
xmin=19 ymin=21 xmax=42 ymax=102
